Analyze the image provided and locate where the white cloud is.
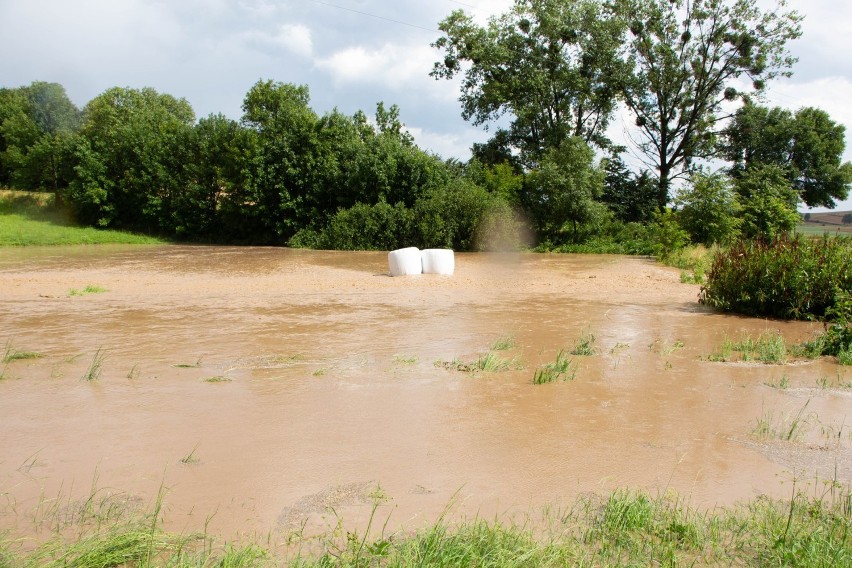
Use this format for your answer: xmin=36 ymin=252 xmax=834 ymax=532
xmin=458 ymin=0 xmax=514 ymax=24
xmin=315 ymin=42 xmax=456 ymax=100
xmin=764 ymin=76 xmax=852 ymax=138
xmin=404 ymin=125 xmax=484 ymax=160
xmin=234 ymin=23 xmax=314 ymax=58
xmin=274 ymin=24 xmax=313 ymax=57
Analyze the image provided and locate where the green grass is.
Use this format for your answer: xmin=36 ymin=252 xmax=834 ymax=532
xmin=173 ymin=356 xmax=203 ymax=368
xmin=5 ymin=486 xmax=849 ymax=567
xmin=203 ymin=375 xmax=231 ymax=383
xmin=661 ymin=244 xmax=717 ymax=284
xmin=753 ymin=400 xmax=813 ymax=442
xmin=764 ymin=375 xmax=790 ymax=389
xmin=81 ymin=348 xmax=107 ymax=381
xmin=2 ymin=339 xmax=43 ymax=363
xmin=708 ymin=330 xmax=788 ymax=364
xmin=796 ymin=222 xmax=852 ymax=237
xmin=127 ymin=364 xmax=140 ymax=380
xmin=180 ymin=445 xmax=201 ymax=465
xmin=533 ymin=350 xmax=577 ymax=384
xmin=570 ymin=329 xmax=597 ymax=356
xmin=436 ymin=351 xmax=523 ymax=373
xmin=0 ymin=190 xmax=165 ymax=246
xmin=69 ymin=284 xmax=108 ymax=296
xmin=490 ymin=334 xmax=516 ymax=351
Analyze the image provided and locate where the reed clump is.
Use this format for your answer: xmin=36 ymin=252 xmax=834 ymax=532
xmin=533 ymin=350 xmax=577 ymax=384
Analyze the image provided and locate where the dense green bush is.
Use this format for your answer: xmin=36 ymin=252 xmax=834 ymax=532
xmin=700 ymin=235 xmax=852 ymax=320
xmin=307 ymin=201 xmax=414 ymax=250
xmin=674 ymin=170 xmax=741 ymax=246
xmin=413 ymin=178 xmax=496 ymax=250
xmin=538 ymin=219 xmax=658 ymax=255
xmin=735 ymin=164 xmax=800 ymax=240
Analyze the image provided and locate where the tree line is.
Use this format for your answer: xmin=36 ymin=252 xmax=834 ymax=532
xmin=1 ymin=0 xmax=850 ymax=252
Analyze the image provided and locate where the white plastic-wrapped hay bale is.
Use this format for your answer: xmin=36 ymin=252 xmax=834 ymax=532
xmin=421 ymin=249 xmax=455 ymax=275
xmin=388 ymin=247 xmax=422 ymax=276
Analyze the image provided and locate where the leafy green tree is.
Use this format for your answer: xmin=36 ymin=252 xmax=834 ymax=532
xmin=464 ymin=158 xmax=524 ymax=205
xmin=722 ymin=103 xmax=852 ymax=208
xmin=523 ymin=137 xmax=606 ymax=243
xmin=615 ymin=0 xmax=802 ymax=210
xmin=735 ymin=164 xmax=799 ymax=239
xmin=0 ymin=82 xmax=80 ymax=193
xmin=432 ymin=0 xmax=628 ymax=166
xmin=469 ymin=129 xmax=522 ymax=171
xmin=69 ymin=86 xmax=195 ymax=231
xmin=674 ymin=170 xmax=741 ymax=245
xmin=241 ymin=80 xmax=319 ymax=243
xmin=601 ymin=154 xmax=657 ymax=223
xmin=172 ymin=113 xmax=258 ymax=240
xmin=0 ymin=88 xmax=40 ymax=186
xmin=343 ymin=104 xmax=448 ymax=210
xmin=26 ymin=82 xmax=80 ymax=136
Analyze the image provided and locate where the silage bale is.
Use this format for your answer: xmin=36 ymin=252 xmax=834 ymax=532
xmin=421 ymin=249 xmax=454 ymax=275
xmin=388 ymin=247 xmax=422 ymax=276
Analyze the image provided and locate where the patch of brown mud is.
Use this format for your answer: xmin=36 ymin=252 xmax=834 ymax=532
xmin=0 ymin=246 xmax=849 ymax=544
xmin=740 ymin=438 xmax=852 ymax=489
xmin=276 ymin=481 xmax=376 ymax=530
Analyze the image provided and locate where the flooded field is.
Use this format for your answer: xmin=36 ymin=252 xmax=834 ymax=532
xmin=1 ymin=245 xmax=849 ymax=542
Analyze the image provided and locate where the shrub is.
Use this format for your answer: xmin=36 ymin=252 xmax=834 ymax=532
xmin=817 ymin=289 xmax=852 ymax=356
xmin=312 ymin=201 xmax=414 ymax=250
xmin=735 ymin=164 xmax=800 ymax=240
xmin=648 ymin=209 xmax=689 ymax=258
xmin=413 ymin=178 xmax=494 ymax=250
xmin=674 ymin=170 xmax=741 ymax=246
xmin=700 ymin=235 xmax=852 ymax=320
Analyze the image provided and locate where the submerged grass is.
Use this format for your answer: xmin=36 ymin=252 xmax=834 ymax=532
xmin=753 ymin=400 xmax=814 ymax=442
xmin=437 ymin=350 xmax=523 ymax=373
xmin=173 ymin=356 xmax=204 ymax=368
xmin=2 ymin=339 xmax=43 ymax=363
xmin=490 ymin=334 xmax=516 ymax=351
xmin=69 ymin=284 xmax=107 ymax=296
xmin=764 ymin=375 xmax=791 ymax=390
xmin=4 ymin=486 xmax=849 ymax=567
xmin=570 ymin=329 xmax=597 ymax=356
xmin=81 ymin=348 xmax=106 ymax=381
xmin=392 ymin=354 xmax=417 ymax=365
xmin=533 ymin=350 xmax=577 ymax=384
xmin=203 ymin=375 xmax=231 ymax=383
xmin=708 ymin=330 xmax=788 ymax=363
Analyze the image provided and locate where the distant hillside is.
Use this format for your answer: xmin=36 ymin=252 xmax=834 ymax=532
xmin=800 ymin=210 xmax=852 ymax=234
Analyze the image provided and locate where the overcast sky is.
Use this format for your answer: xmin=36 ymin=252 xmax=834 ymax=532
xmin=1 ymin=0 xmax=850 ymax=210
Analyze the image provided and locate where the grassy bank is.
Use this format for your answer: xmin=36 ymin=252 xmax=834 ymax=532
xmin=1 ymin=487 xmax=848 ymax=566
xmin=0 ymin=190 xmax=165 ymax=246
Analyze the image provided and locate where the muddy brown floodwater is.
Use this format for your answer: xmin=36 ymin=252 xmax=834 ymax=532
xmin=1 ymin=245 xmax=850 ymax=543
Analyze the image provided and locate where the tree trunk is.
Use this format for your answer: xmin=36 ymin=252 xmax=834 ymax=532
xmin=657 ymin=165 xmax=670 ymax=212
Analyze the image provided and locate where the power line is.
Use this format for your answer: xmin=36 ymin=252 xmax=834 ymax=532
xmin=307 ymin=1 xmax=441 ymax=33
xmin=447 ymin=0 xmax=478 ymax=8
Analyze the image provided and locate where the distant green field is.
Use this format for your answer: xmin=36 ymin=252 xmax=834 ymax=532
xmin=796 ymin=223 xmax=852 ymax=237
xmin=0 ymin=190 xmax=165 ymax=246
